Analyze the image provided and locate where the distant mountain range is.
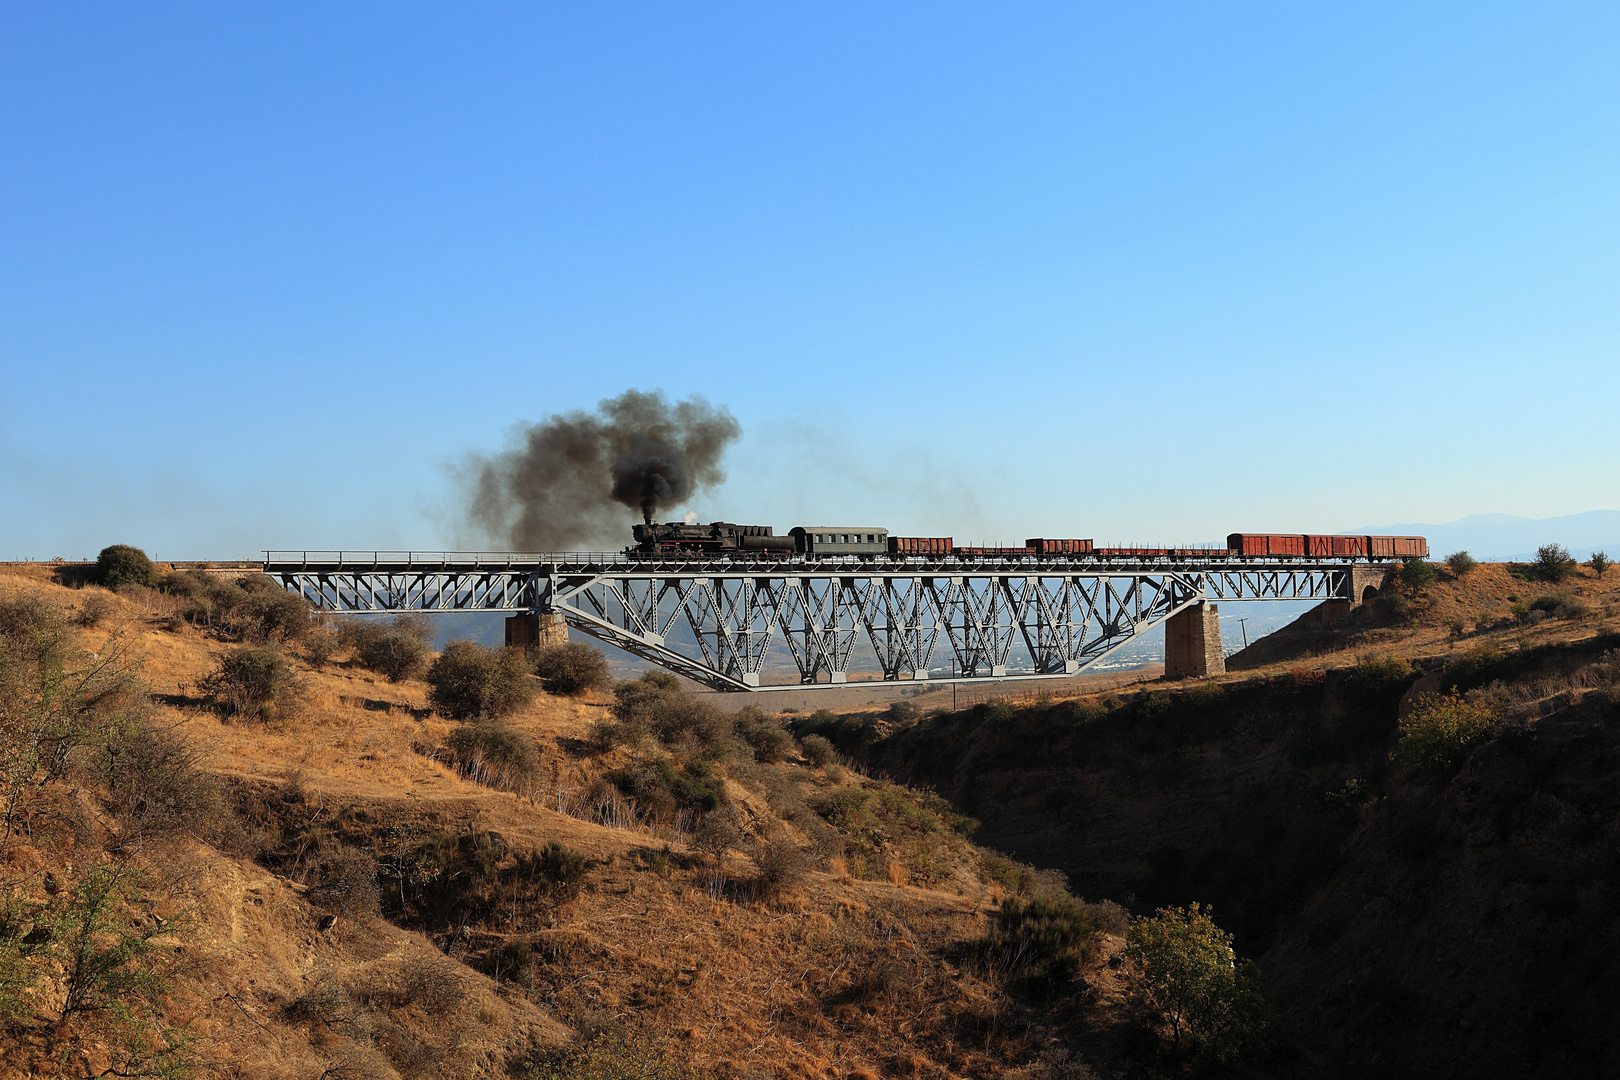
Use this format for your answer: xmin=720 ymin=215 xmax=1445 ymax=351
xmin=1359 ymin=510 xmax=1620 ymax=562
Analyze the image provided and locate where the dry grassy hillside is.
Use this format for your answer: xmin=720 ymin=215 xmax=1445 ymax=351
xmin=0 ymin=563 xmax=1140 ymax=1080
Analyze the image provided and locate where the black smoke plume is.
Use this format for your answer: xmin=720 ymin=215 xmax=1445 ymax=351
xmin=466 ymin=390 xmax=741 ymax=550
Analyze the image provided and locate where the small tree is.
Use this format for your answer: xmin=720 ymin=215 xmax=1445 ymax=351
xmin=1591 ymin=551 xmax=1611 ymax=579
xmin=1444 ymin=550 xmax=1478 ymax=577
xmin=1126 ymin=903 xmax=1272 ymax=1062
xmin=94 ymin=545 xmax=156 ymax=590
xmin=694 ymin=810 xmax=743 ymax=869
xmin=54 ymin=863 xmax=170 ymax=1021
xmin=1399 ymin=557 xmax=1436 ymax=591
xmin=1535 ymin=543 xmax=1576 ymax=583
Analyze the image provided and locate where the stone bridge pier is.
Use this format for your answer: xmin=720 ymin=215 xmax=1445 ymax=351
xmin=505 ymin=612 xmax=569 ymax=649
xmin=1165 ymin=602 xmax=1225 ymax=680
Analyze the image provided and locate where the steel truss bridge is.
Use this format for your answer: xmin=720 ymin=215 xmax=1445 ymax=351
xmin=261 ymin=551 xmax=1386 ymax=692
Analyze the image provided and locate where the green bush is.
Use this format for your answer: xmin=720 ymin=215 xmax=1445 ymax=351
xmin=94 ymin=545 xmax=156 ymax=590
xmin=531 ymin=641 xmax=610 ymax=696
xmin=800 ymin=733 xmax=835 ymax=768
xmin=427 ymin=641 xmax=537 ymax=719
xmin=984 ymin=890 xmax=1102 ymax=991
xmin=1399 ymin=557 xmax=1436 ymax=590
xmin=978 ymin=850 xmax=1037 ymax=895
xmin=342 ymin=616 xmax=432 ymax=682
xmin=1530 ymin=593 xmax=1591 ymax=620
xmin=1591 ymin=551 xmax=1611 ymax=579
xmin=534 ymin=840 xmax=588 ymax=889
xmin=607 ymin=757 xmax=722 ymax=821
xmin=199 ymin=645 xmax=300 ymax=721
xmin=1390 ymin=694 xmax=1496 ymax=777
xmin=1444 ymin=550 xmax=1478 ymax=576
xmin=1342 ymin=656 xmax=1415 ymax=707
xmin=1535 ymin=543 xmax=1576 ymax=583
xmin=1125 ymin=903 xmax=1273 ymax=1062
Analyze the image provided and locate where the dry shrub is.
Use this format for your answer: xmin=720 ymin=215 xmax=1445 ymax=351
xmin=303 ymin=620 xmax=340 ymax=668
xmin=397 ymin=955 xmax=464 ymax=1010
xmin=309 ymin=848 xmax=382 ymax=918
xmin=341 ymin=616 xmax=432 ymax=682
xmin=92 ymin=721 xmax=230 ymax=848
xmin=531 ymin=641 xmax=609 ymax=697
xmin=800 ymin=733 xmax=835 ymax=767
xmin=198 ymin=645 xmax=301 ymax=722
xmin=734 ymin=706 xmax=793 ymax=762
xmin=74 ymin=591 xmax=115 ymax=628
xmin=444 ymin=718 xmax=540 ymax=790
xmin=426 ymin=641 xmax=537 ymax=719
xmin=610 ymin=671 xmax=731 ymax=747
xmin=694 ymin=810 xmax=743 ymax=866
xmin=755 ymin=837 xmax=809 ymax=896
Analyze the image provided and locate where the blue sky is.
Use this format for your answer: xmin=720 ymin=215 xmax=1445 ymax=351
xmin=3 ymin=3 xmax=1618 ymax=559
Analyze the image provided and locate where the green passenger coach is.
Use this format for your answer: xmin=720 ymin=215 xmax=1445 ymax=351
xmin=789 ymin=527 xmax=889 ymax=556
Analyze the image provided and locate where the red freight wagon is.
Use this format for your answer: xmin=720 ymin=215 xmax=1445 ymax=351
xmin=1305 ymin=535 xmax=1334 ymax=558
xmin=1270 ymin=535 xmax=1306 ymax=557
xmin=1331 ymin=535 xmax=1369 ymax=558
xmin=1227 ymin=534 xmax=1307 ymax=557
xmin=953 ymin=546 xmax=1035 ymax=557
xmin=888 ymin=537 xmax=953 ymax=556
xmin=1367 ymin=536 xmax=1396 ymax=559
xmin=1026 ymin=538 xmax=1095 ymax=555
xmin=1390 ymin=536 xmax=1428 ymax=558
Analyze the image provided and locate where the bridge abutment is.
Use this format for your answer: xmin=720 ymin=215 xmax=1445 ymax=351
xmin=1165 ymin=602 xmax=1225 ymax=679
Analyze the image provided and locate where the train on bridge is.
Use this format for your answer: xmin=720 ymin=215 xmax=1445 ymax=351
xmin=629 ymin=522 xmax=1427 ymax=561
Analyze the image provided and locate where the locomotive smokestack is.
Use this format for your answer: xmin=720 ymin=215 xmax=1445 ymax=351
xmin=465 ymin=389 xmax=740 ymax=550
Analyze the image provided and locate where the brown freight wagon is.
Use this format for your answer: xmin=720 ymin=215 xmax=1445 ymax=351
xmin=1305 ymin=534 xmax=1334 ymax=558
xmin=1331 ymin=535 xmax=1369 ymax=558
xmin=953 ymin=546 xmax=1035 ymax=557
xmin=888 ymin=537 xmax=953 ymax=556
xmin=1026 ymin=538 xmax=1095 ymax=555
xmin=1390 ymin=536 xmax=1428 ymax=558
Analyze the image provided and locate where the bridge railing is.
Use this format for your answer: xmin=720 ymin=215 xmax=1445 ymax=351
xmin=262 ymin=550 xmax=635 ymax=568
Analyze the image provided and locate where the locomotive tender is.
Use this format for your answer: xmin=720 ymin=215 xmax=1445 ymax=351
xmin=629 ymin=522 xmax=1427 ymax=561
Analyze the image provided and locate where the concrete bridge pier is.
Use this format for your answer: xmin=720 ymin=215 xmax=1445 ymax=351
xmin=505 ymin=612 xmax=569 ymax=649
xmin=1165 ymin=601 xmax=1225 ymax=679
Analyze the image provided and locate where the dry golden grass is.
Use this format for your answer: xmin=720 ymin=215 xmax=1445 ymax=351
xmin=0 ymin=565 xmax=1123 ymax=1079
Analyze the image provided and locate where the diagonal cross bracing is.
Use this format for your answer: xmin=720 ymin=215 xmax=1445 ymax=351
xmin=260 ymin=553 xmax=1360 ymax=692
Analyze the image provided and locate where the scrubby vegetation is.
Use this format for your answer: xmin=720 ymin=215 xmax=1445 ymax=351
xmin=426 ymin=640 xmax=537 ymax=719
xmin=1444 ymin=549 xmax=1477 ymax=576
xmin=340 ymin=614 xmax=432 ymax=681
xmin=199 ymin=644 xmax=302 ymax=721
xmin=530 ymin=640 xmax=610 ymax=696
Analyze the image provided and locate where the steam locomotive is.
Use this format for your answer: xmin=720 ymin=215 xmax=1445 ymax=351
xmin=628 ymin=522 xmax=1428 ymax=560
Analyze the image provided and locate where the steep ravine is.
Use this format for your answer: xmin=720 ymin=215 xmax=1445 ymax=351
xmin=852 ymin=648 xmax=1620 ymax=1078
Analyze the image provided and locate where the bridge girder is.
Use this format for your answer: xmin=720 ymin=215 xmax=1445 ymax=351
xmin=262 ymin=552 xmax=1367 ymax=692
